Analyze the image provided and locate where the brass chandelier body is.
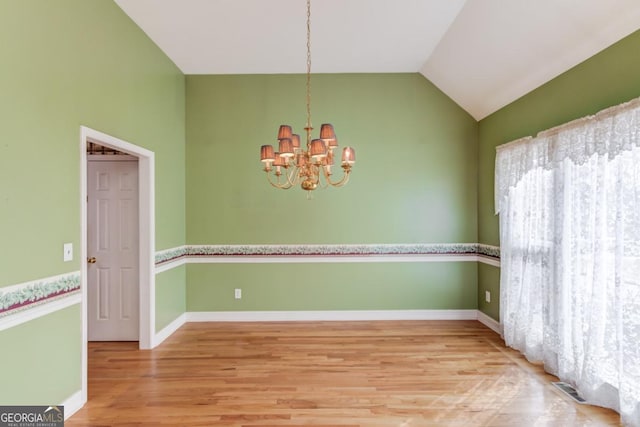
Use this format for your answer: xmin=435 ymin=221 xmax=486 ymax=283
xmin=259 ymin=0 xmax=355 ymax=192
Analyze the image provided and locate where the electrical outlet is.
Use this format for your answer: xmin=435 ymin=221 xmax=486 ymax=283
xmin=63 ymin=243 xmax=73 ymax=262
xmin=234 ymin=288 xmax=242 ymax=299
xmin=485 ymin=291 xmax=491 ymax=303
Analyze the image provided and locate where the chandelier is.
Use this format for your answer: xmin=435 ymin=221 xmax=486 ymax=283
xmin=259 ymin=0 xmax=355 ymax=193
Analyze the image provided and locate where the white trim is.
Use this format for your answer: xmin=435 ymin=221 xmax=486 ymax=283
xmin=477 ymin=310 xmax=502 ymax=334
xmin=86 ymin=154 xmax=137 ymax=162
xmin=155 ymin=256 xmax=187 ymax=274
xmin=152 ymin=313 xmax=186 ymax=347
xmin=152 ymin=247 xmax=501 ymax=274
xmin=478 ymin=255 xmax=501 ymax=267
xmin=186 ymin=309 xmax=478 ymax=322
xmin=80 ymin=126 xmax=155 ymax=350
xmin=83 ymin=128 xmax=154 ymax=157
xmin=0 ymin=293 xmax=81 ymax=332
xmin=80 ymin=126 xmax=156 ymax=411
xmin=139 ymin=152 xmax=156 ymax=350
xmin=62 ymin=390 xmax=84 ymax=420
xmin=186 ymin=254 xmax=480 ymax=264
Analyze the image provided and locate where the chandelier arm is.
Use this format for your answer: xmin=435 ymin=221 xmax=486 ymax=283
xmin=316 ymin=165 xmax=330 ymax=189
xmin=311 ymin=164 xmax=322 ymax=186
xmin=283 ymin=164 xmax=300 ymax=187
xmin=266 ymin=171 xmax=294 ymax=189
xmin=267 ymin=163 xmax=300 ymax=189
xmin=322 ymin=167 xmax=352 ymax=187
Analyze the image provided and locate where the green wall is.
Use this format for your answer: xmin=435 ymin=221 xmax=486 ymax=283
xmin=477 ymin=263 xmax=500 ymax=320
xmin=186 ymin=73 xmax=478 ymax=311
xmin=0 ymin=306 xmax=81 ymax=405
xmin=477 ymin=29 xmax=640 ymax=320
xmin=156 ymin=265 xmax=187 ymax=332
xmin=187 ymin=74 xmax=477 ymax=244
xmin=188 ymin=263 xmax=477 ymax=311
xmin=0 ymin=0 xmax=186 ymax=404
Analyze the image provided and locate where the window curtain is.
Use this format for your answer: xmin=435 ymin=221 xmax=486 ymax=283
xmin=495 ymin=98 xmax=640 ymax=426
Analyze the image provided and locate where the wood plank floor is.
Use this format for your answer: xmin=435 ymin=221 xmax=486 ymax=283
xmin=67 ymin=321 xmax=621 ymax=426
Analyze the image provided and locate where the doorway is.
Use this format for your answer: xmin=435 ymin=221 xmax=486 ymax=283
xmin=80 ymin=126 xmax=156 ymax=404
xmin=87 ymin=154 xmax=139 ymax=341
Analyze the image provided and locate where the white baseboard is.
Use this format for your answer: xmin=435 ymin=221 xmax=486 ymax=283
xmin=153 ymin=313 xmax=187 ymax=347
xmin=186 ymin=309 xmax=479 ymax=322
xmin=62 ymin=390 xmax=84 ymax=420
xmin=148 ymin=309 xmax=493 ymax=347
xmin=476 ymin=310 xmax=501 ymax=334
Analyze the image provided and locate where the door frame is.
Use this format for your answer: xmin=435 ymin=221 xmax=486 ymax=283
xmin=80 ymin=126 xmax=155 ymax=403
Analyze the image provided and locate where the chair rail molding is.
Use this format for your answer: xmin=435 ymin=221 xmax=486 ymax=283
xmin=155 ymin=243 xmax=501 ymax=272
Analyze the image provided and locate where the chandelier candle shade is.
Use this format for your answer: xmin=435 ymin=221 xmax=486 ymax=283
xmin=259 ymin=0 xmax=355 ymax=193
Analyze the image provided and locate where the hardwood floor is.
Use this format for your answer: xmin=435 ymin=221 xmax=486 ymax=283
xmin=67 ymin=321 xmax=621 ymax=426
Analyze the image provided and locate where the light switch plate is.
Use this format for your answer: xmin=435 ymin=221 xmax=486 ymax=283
xmin=485 ymin=291 xmax=491 ymax=303
xmin=63 ymin=243 xmax=73 ymax=262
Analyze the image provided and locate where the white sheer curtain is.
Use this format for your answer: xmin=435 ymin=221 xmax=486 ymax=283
xmin=495 ymin=98 xmax=640 ymax=426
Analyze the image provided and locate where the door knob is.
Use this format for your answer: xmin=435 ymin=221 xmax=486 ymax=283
xmin=87 ymin=257 xmax=97 ymax=264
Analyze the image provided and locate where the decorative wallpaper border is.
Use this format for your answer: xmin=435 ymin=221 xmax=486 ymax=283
xmin=477 ymin=244 xmax=501 ymax=259
xmin=156 ymin=243 xmax=501 ymax=265
xmin=155 ymin=245 xmax=187 ymax=264
xmin=0 ymin=272 xmax=81 ymax=318
xmin=188 ymin=243 xmax=481 ymax=257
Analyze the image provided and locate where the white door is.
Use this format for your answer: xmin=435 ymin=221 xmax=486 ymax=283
xmin=87 ymin=156 xmax=139 ymax=341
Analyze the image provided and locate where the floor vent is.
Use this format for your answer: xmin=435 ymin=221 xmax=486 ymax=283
xmin=552 ymin=381 xmax=587 ymax=404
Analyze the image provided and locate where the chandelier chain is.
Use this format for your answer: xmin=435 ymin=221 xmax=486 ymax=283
xmin=305 ymin=0 xmax=312 ymax=146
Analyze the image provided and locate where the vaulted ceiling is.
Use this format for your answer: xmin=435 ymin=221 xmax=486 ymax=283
xmin=114 ymin=0 xmax=640 ymax=120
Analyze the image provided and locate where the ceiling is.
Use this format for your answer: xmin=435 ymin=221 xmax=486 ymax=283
xmin=114 ymin=0 xmax=640 ymax=120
